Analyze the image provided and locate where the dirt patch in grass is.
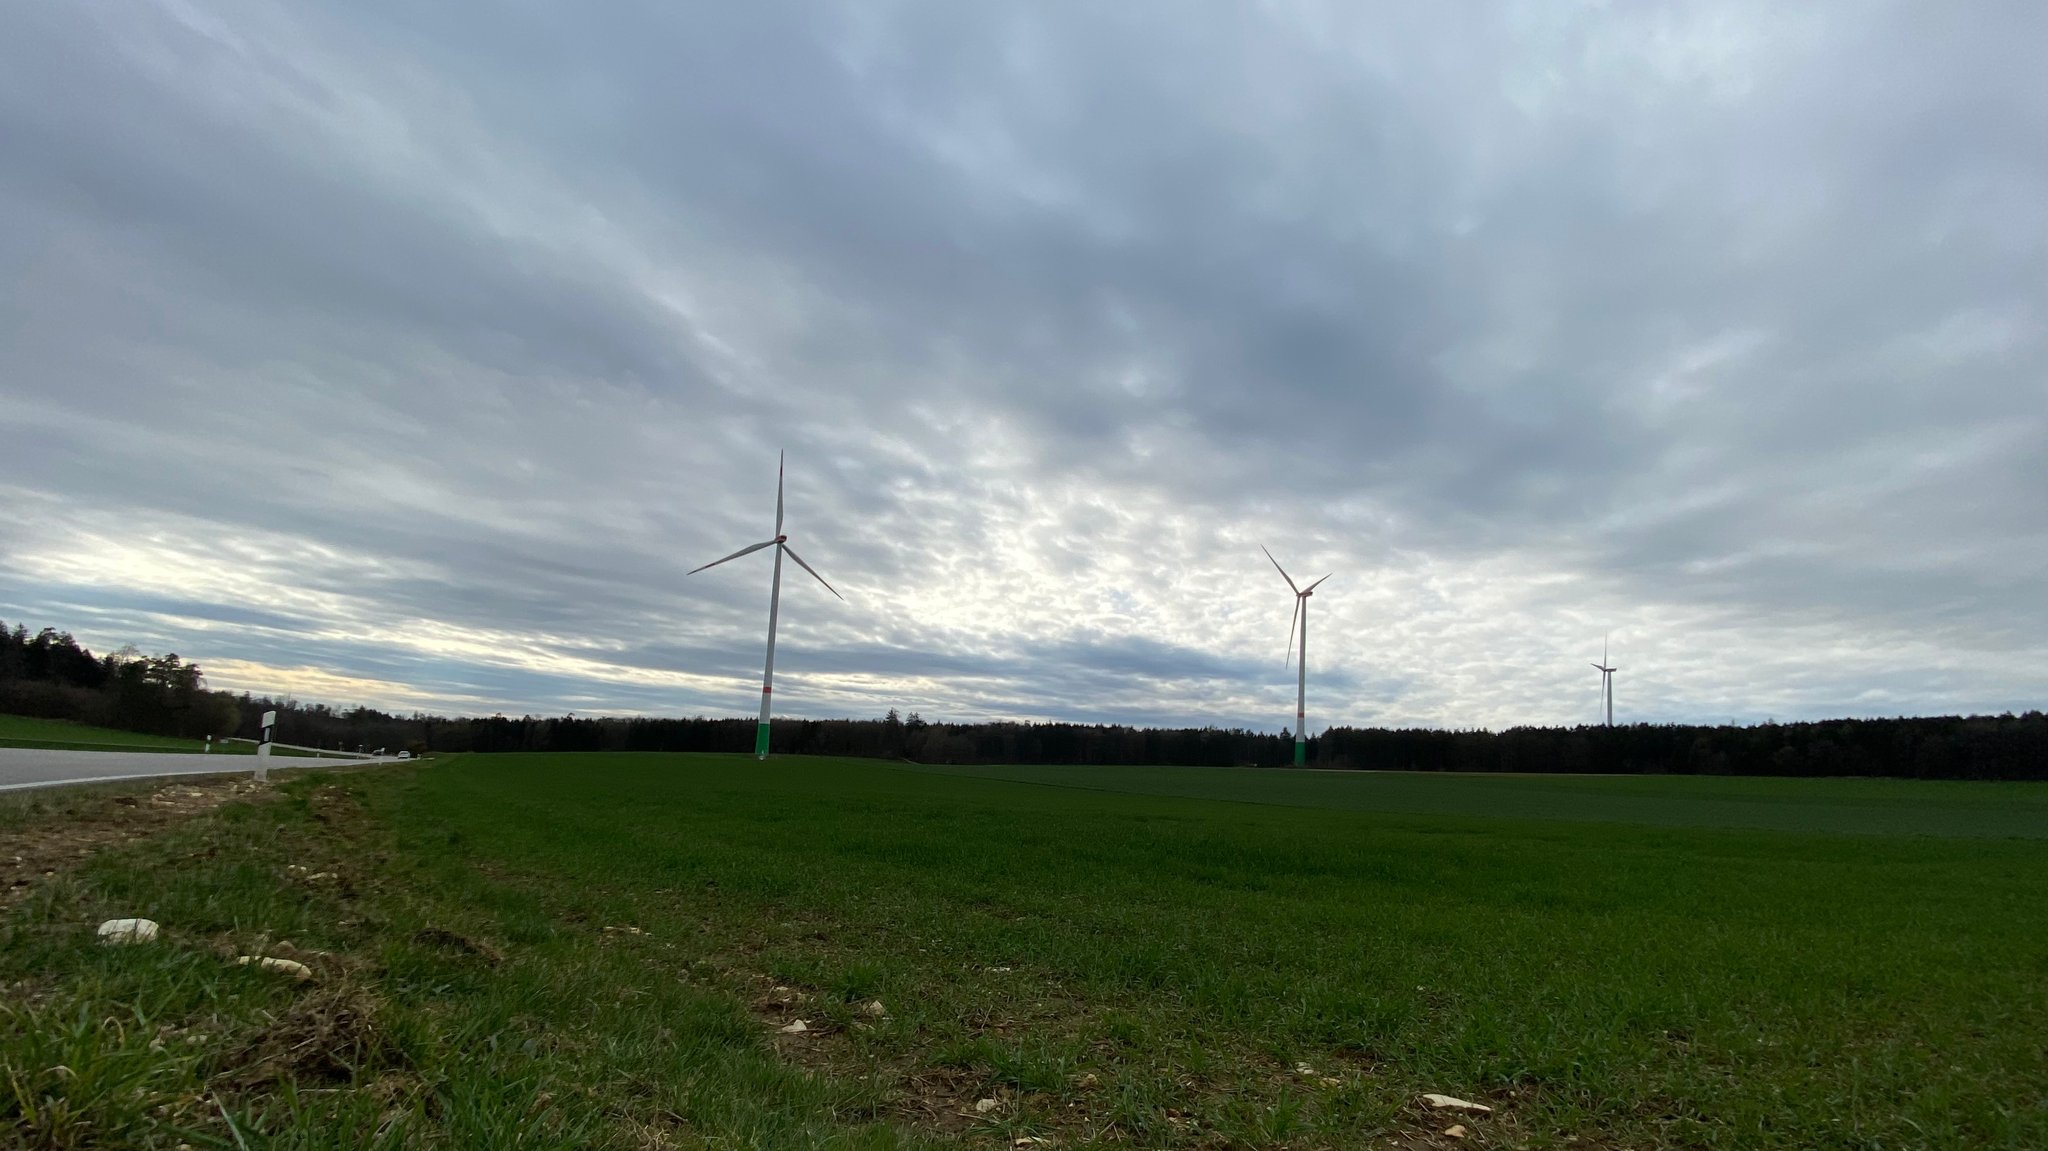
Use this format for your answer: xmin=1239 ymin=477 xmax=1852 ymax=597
xmin=725 ymin=965 xmax=1013 ymax=1137
xmin=731 ymin=965 xmax=1118 ymax=1145
xmin=726 ymin=956 xmax=1543 ymax=1150
xmin=264 ymin=781 xmax=398 ymax=916
xmin=1 ymin=777 xmax=275 ymax=909
xmin=411 ymin=925 xmax=506 ymax=964
xmin=216 ymin=980 xmax=405 ymax=1089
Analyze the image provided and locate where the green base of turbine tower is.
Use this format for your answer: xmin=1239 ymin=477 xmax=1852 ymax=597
xmin=755 ymin=723 xmax=771 ymax=759
xmin=1293 ymin=740 xmax=1306 ymax=767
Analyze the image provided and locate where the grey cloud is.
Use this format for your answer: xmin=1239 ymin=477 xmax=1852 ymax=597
xmin=2 ymin=0 xmax=2043 ymax=730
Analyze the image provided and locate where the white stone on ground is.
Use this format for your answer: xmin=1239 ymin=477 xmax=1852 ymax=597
xmin=236 ymin=955 xmax=314 ymax=980
xmin=1422 ymin=1093 xmax=1492 ymax=1114
xmin=97 ymin=918 xmax=160 ymax=944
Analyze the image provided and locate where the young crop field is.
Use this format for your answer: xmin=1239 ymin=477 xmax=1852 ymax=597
xmin=0 ymin=715 xmax=336 ymax=758
xmin=3 ymin=754 xmax=2043 ymax=1149
xmin=0 ymin=715 xmax=230 ymax=754
xmin=901 ymin=761 xmax=2048 ymax=837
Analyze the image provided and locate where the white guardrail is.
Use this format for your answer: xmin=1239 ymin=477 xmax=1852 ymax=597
xmin=217 ymin=737 xmax=399 ymax=760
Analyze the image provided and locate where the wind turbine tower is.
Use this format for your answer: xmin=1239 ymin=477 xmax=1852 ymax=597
xmin=690 ymin=452 xmax=843 ymax=759
xmin=1263 ymin=546 xmax=1331 ymax=767
xmin=1592 ymin=637 xmax=1617 ymax=727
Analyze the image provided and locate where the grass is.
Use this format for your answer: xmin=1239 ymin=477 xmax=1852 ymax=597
xmin=2 ymin=753 xmax=2044 ymax=1149
xmin=0 ymin=777 xmax=168 ymax=834
xmin=0 ymin=714 xmax=343 ymax=757
xmin=0 ymin=715 xmax=229 ymax=754
xmin=900 ymin=761 xmax=2048 ymax=837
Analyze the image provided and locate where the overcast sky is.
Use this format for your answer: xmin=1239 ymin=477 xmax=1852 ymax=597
xmin=2 ymin=1 xmax=2042 ymax=732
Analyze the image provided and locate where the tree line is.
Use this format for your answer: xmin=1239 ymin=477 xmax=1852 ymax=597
xmin=0 ymin=621 xmax=239 ymax=739
xmin=3 ymin=617 xmax=2043 ymax=777
xmin=430 ymin=709 xmax=2046 ymax=779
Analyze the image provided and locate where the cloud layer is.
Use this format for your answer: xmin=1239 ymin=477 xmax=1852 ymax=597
xmin=3 ymin=1 xmax=2043 ymax=730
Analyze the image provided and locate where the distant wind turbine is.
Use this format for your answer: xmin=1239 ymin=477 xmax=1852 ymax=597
xmin=1263 ymin=546 xmax=1331 ymax=767
xmin=1592 ymin=636 xmax=1617 ymax=727
xmin=690 ymin=452 xmax=842 ymax=760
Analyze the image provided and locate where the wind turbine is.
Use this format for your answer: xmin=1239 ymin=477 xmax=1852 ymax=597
xmin=1263 ymin=546 xmax=1331 ymax=767
xmin=690 ymin=452 xmax=842 ymax=760
xmin=1591 ymin=636 xmax=1617 ymax=727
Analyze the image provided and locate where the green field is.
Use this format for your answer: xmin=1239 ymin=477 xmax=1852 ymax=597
xmin=0 ymin=714 xmax=341 ymax=757
xmin=904 ymin=761 xmax=2048 ymax=837
xmin=0 ymin=714 xmax=227 ymax=753
xmin=4 ymin=754 xmax=2044 ymax=1149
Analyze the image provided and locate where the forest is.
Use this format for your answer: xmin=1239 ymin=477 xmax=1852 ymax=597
xmin=0 ymin=621 xmax=239 ymax=740
xmin=4 ymin=617 xmax=2043 ymax=778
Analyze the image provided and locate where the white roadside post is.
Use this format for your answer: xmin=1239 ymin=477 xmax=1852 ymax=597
xmin=256 ymin=709 xmax=277 ymax=781
xmin=204 ymin=734 xmax=212 ymax=754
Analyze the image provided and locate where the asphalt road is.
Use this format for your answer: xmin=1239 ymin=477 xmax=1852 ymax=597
xmin=0 ymin=748 xmax=397 ymax=792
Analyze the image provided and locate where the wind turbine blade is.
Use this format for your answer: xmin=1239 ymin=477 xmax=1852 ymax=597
xmin=1261 ymin=545 xmax=1300 ymax=593
xmin=1303 ymin=573 xmax=1333 ymax=593
xmin=780 ymin=543 xmax=843 ymax=600
xmin=689 ymin=538 xmax=778 ymax=574
xmin=1284 ymin=598 xmax=1301 ymax=667
xmin=775 ymin=451 xmax=786 ymax=536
